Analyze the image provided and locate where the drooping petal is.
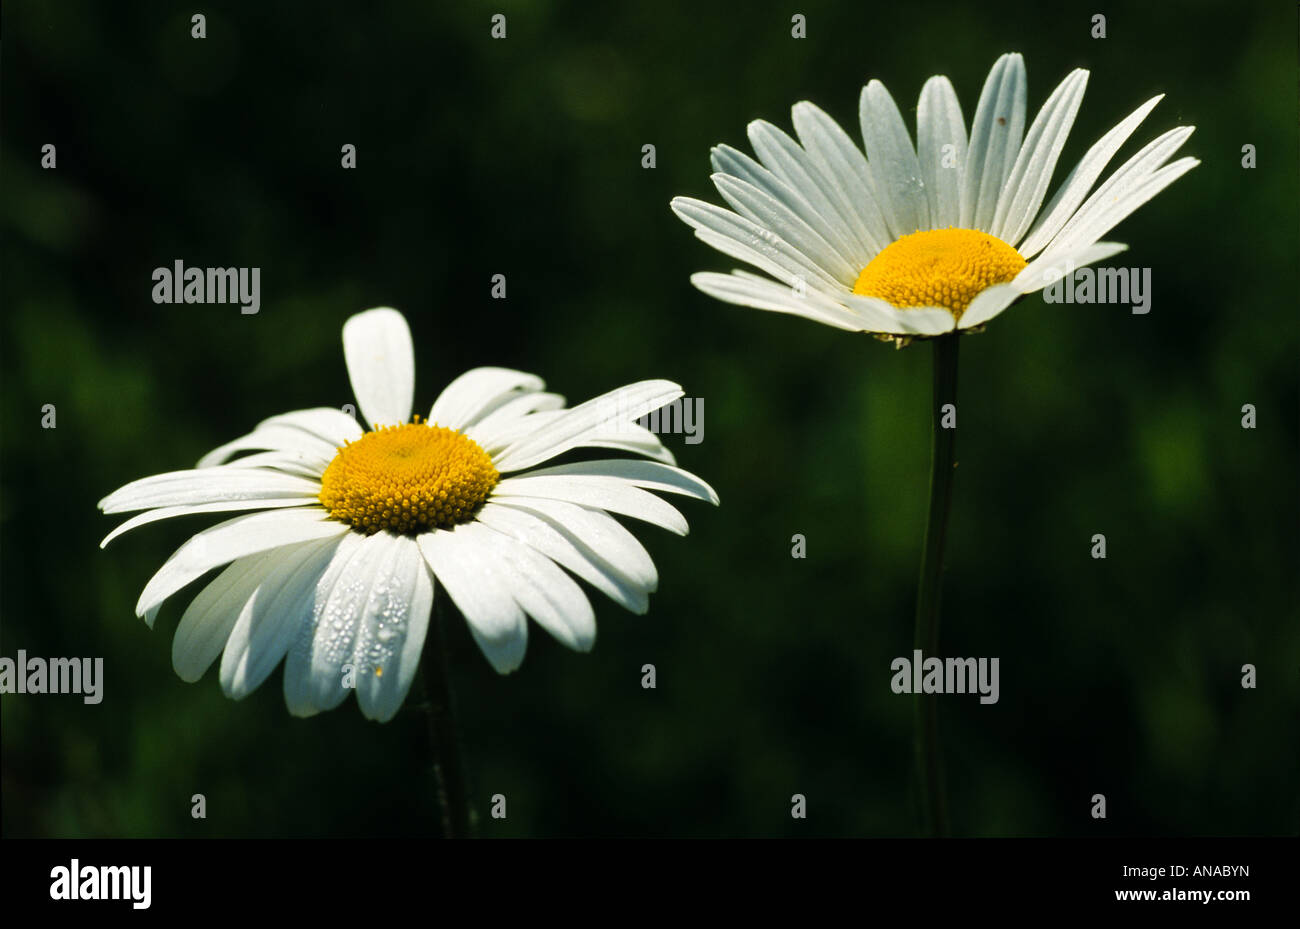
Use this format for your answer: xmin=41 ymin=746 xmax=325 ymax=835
xmin=475 ymin=502 xmax=651 ymax=615
xmin=101 ymin=497 xmax=317 ymax=548
xmin=351 ymin=534 xmax=434 ymax=723
xmin=474 ymin=523 xmax=596 ymax=652
xmin=134 ymin=508 xmax=347 ymax=625
xmin=219 ymin=536 xmax=344 ymax=700
xmin=418 ymin=526 xmax=527 ymax=674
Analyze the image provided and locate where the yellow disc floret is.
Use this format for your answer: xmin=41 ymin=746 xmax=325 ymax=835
xmin=319 ymin=417 xmax=498 ymax=535
xmin=853 ymin=227 xmax=1026 ymax=319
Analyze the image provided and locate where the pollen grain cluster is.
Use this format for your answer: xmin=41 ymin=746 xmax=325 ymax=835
xmin=853 ymin=227 xmax=1026 ymax=318
xmin=319 ymin=418 xmax=498 ymax=535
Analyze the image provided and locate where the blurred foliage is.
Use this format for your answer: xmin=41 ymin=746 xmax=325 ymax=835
xmin=2 ymin=0 xmax=1296 ymax=837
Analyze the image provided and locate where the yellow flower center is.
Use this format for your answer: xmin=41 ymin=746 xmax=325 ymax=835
xmin=853 ymin=228 xmax=1026 ymax=318
xmin=319 ymin=418 xmax=499 ymax=535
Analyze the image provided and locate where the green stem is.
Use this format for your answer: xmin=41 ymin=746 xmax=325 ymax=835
xmin=421 ymin=594 xmax=473 ymax=838
xmin=914 ymin=332 xmax=958 ymax=838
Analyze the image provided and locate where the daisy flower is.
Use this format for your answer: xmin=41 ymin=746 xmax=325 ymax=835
xmin=671 ymin=52 xmax=1197 ymax=341
xmin=99 ymin=308 xmax=717 ymax=722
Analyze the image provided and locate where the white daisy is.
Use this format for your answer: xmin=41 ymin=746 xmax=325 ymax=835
xmin=671 ymin=52 xmax=1197 ymax=341
xmin=99 ymin=308 xmax=717 ymax=722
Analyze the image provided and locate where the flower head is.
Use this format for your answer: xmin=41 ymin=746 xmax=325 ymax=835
xmin=99 ymin=308 xmax=717 ymax=721
xmin=672 ymin=52 xmax=1197 ymax=343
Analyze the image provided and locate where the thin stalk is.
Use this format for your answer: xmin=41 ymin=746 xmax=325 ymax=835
xmin=913 ymin=332 xmax=958 ymax=838
xmin=420 ymin=594 xmax=473 ymax=838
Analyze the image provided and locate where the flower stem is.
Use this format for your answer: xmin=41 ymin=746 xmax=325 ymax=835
xmin=914 ymin=332 xmax=958 ymax=838
xmin=421 ymin=594 xmax=473 ymax=838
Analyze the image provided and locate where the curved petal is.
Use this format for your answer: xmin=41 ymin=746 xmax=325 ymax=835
xmin=343 ymin=307 xmax=415 ymax=429
xmin=475 ymin=502 xmax=652 ymax=614
xmin=518 ymin=460 xmax=719 ymax=505
xmin=492 ymin=475 xmax=690 ymax=535
xmin=428 ymin=367 xmax=546 ymax=431
xmin=101 ymin=497 xmax=317 ymax=548
xmin=281 ymin=532 xmax=376 ymax=716
xmin=173 ymin=554 xmax=280 ymax=683
xmin=418 ymin=526 xmax=527 ymax=674
xmin=492 ymin=380 xmax=684 ymax=473
xmin=196 ymin=425 xmax=339 ymax=469
xmin=351 ymin=534 xmax=433 ymax=722
xmin=255 ymin=408 xmax=363 ymax=447
xmin=99 ymin=468 xmax=323 ymax=514
xmin=134 ymin=508 xmax=346 ymax=625
xmin=475 ymin=524 xmax=596 ymax=652
xmin=489 ymin=497 xmax=658 ymax=590
xmin=219 ymin=536 xmax=344 ymax=700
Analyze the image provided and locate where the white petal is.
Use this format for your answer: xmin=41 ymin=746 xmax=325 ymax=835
xmin=428 ymin=367 xmax=546 ymax=431
xmin=687 ymin=271 xmax=867 ymax=331
xmin=342 ymin=307 xmax=415 ymax=428
xmin=736 ymin=123 xmax=877 ymax=262
xmin=955 ymin=282 xmax=1023 ymax=330
xmin=101 ymin=498 xmax=317 ymax=548
xmin=492 ymin=475 xmax=690 ymax=535
xmin=712 ymin=142 xmax=869 ymax=268
xmin=351 ymin=534 xmax=433 ymax=722
xmin=960 ymin=53 xmax=1027 ymax=230
xmin=100 ymin=468 xmax=322 ymax=514
xmin=282 ymin=532 xmax=377 ymax=715
xmin=579 ymin=425 xmax=678 ymax=466
xmin=671 ymin=196 xmax=847 ymax=294
xmin=518 ymin=459 xmax=719 ymax=505
xmin=990 ymin=69 xmax=1089 ymax=245
xmin=219 ymin=536 xmax=343 ymax=700
xmin=255 ymin=408 xmax=363 ymax=447
xmin=173 ymin=554 xmax=276 ymax=683
xmin=916 ymin=75 xmax=968 ymax=229
xmin=1015 ymin=241 xmax=1131 ymax=293
xmin=418 ymin=526 xmax=527 ymax=674
xmin=711 ymin=172 xmax=859 ymax=281
xmin=196 ymin=425 xmax=339 ymax=469
xmin=476 ymin=524 xmax=596 ymax=652
xmin=859 ymin=79 xmax=930 ymax=237
xmin=1018 ymin=95 xmax=1164 ymax=257
xmin=790 ymin=101 xmax=892 ymax=254
xmin=202 ymin=451 xmax=326 ymax=478
xmin=134 ymin=508 xmax=347 ymax=624
xmin=462 ymin=391 xmax=566 ymax=441
xmin=492 ymin=380 xmax=684 ymax=473
xmin=475 ymin=502 xmax=651 ymax=614
xmin=1037 ymin=151 xmax=1197 ymax=263
xmin=841 ymin=293 xmax=958 ymax=335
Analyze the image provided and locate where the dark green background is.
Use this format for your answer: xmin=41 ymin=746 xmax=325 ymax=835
xmin=3 ymin=0 xmax=1296 ymax=837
